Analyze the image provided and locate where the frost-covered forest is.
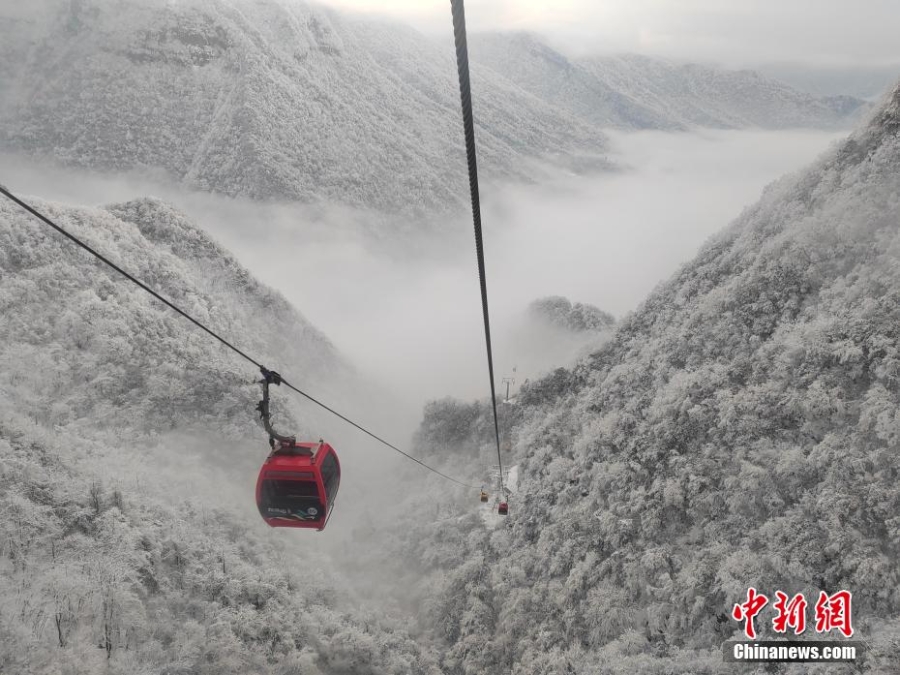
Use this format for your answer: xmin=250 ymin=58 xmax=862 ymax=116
xmin=2 ymin=0 xmax=900 ymax=673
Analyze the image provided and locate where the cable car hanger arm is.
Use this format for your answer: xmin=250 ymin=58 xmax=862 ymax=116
xmin=256 ymin=366 xmax=297 ymax=448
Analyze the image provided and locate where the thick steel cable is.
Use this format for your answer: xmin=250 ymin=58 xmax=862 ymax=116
xmin=449 ymin=0 xmax=506 ymax=496
xmin=0 ymin=185 xmax=478 ymax=490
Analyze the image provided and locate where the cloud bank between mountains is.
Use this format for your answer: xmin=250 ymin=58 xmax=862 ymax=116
xmin=0 ymin=127 xmax=845 ymax=407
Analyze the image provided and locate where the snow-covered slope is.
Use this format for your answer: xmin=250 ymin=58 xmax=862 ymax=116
xmin=0 ymin=196 xmax=345 ymax=432
xmin=383 ymin=83 xmax=900 ymax=674
xmin=472 ymin=33 xmax=866 ymax=131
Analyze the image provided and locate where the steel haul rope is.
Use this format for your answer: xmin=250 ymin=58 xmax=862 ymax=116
xmin=449 ymin=0 xmax=506 ymax=497
xmin=0 ymin=185 xmax=478 ymax=490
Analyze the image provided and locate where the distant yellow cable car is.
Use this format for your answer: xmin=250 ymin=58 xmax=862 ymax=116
xmin=480 ymin=489 xmax=489 ymax=503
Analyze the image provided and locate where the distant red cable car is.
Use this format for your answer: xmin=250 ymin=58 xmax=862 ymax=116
xmin=256 ymin=441 xmax=341 ymax=531
xmin=498 ymin=501 xmax=509 ymax=515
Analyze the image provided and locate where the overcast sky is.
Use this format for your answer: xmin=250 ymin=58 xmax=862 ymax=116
xmin=316 ymin=0 xmax=900 ymax=66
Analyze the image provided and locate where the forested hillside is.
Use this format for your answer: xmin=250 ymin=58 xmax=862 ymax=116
xmin=0 ymin=197 xmax=439 ymax=674
xmin=375 ymin=83 xmax=900 ymax=674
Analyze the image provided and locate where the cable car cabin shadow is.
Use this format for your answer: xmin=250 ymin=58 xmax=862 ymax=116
xmin=256 ymin=441 xmax=341 ymax=531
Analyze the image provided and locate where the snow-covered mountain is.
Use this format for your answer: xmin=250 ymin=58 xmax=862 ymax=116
xmin=0 ymin=2 xmax=865 ymax=216
xmin=0 ymin=196 xmax=442 ymax=672
xmin=375 ymin=82 xmax=900 ymax=673
xmin=473 ymin=33 xmax=866 ymax=131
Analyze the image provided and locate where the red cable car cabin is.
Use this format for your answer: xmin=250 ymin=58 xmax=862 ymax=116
xmin=256 ymin=441 xmax=341 ymax=531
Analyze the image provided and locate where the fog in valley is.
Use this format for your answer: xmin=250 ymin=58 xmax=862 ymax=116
xmin=0 ymin=128 xmax=844 ymax=412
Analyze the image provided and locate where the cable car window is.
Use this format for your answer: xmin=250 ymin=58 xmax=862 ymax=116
xmin=264 ymin=480 xmax=319 ymax=499
xmin=320 ymin=453 xmax=340 ymax=505
xmin=260 ymin=479 xmax=324 ymax=521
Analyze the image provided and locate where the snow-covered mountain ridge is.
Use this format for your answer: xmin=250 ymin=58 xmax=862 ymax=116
xmin=0 ymin=1 xmax=865 ymax=215
xmin=473 ymin=32 xmax=866 ymax=131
